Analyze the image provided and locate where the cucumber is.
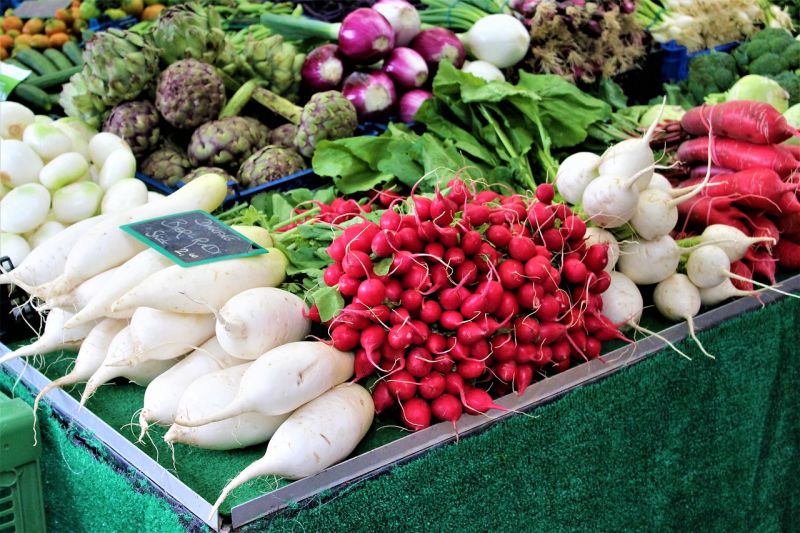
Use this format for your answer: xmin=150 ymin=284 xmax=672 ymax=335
xmin=11 ymin=84 xmax=53 ymax=111
xmin=14 ymin=48 xmax=59 ymax=76
xmin=43 ymin=48 xmax=73 ymax=71
xmin=24 ymin=65 xmax=81 ymax=89
xmin=2 ymin=58 xmax=39 ymax=79
xmin=61 ymin=41 xmax=84 ymax=67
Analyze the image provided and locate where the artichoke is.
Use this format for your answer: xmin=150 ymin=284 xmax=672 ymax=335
xmin=82 ymin=28 xmax=159 ymax=106
xmin=103 ymin=100 xmax=161 ymax=157
xmin=268 ymin=124 xmax=297 ymax=149
xmin=152 ymin=3 xmax=226 ymax=66
xmin=237 ymin=146 xmax=305 ymax=187
xmin=155 ymin=59 xmax=226 ymax=129
xmin=187 ymin=116 xmax=268 ymax=168
xmin=252 ymin=88 xmax=357 ymax=158
xmin=240 ymin=35 xmax=305 ymax=100
xmin=141 ymin=145 xmax=191 ymax=186
xmin=59 ymin=72 xmax=109 ymax=129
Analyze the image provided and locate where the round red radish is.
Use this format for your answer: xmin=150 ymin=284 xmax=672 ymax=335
xmin=508 ymin=236 xmax=537 ymax=262
xmin=413 ymin=196 xmax=432 ymax=220
xmin=358 ymin=278 xmax=386 ymax=306
xmin=498 ymin=259 xmax=525 ymax=289
xmin=372 ymin=381 xmax=395 ymax=414
xmin=461 ymin=230 xmax=482 ymax=255
xmin=387 ymin=370 xmax=418 ymax=401
xmin=495 ymin=291 xmax=520 ymax=320
xmin=342 ymin=250 xmax=373 ymax=278
xmin=327 ymin=240 xmax=345 ymax=262
xmin=536 ymin=183 xmax=555 ymax=204
xmin=491 ymin=333 xmax=516 ymax=362
xmin=584 ymin=243 xmax=609 ymax=273
xmin=514 ymin=364 xmax=534 ymax=394
xmin=464 ymin=204 xmax=490 ymax=226
xmin=440 ymin=310 xmax=463 ymax=330
xmin=431 ymin=394 xmax=462 ymax=423
xmin=419 ymin=372 xmax=446 ymax=399
xmin=432 ymin=354 xmax=454 ymax=374
xmin=397 ymin=227 xmax=424 ymax=252
xmin=445 ymin=372 xmax=465 ymax=396
xmin=324 ymin=264 xmax=344 ymax=286
xmin=401 ymin=398 xmax=431 ymax=431
xmin=371 ymin=231 xmax=396 ymax=257
xmin=495 ymin=361 xmax=517 ymax=382
xmin=514 ymin=316 xmax=540 ymax=343
xmin=380 ymin=210 xmax=402 ymax=231
xmin=563 ymin=259 xmax=588 ymax=285
xmin=331 ymin=325 xmax=360 ymax=351
xmin=487 ymin=225 xmax=512 ymax=248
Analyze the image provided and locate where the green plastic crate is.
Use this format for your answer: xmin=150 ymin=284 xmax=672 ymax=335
xmin=0 ymin=390 xmax=45 ymax=533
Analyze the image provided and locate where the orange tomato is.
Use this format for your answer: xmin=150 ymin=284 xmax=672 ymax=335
xmin=0 ymin=34 xmax=12 ymax=48
xmin=2 ymin=15 xmax=22 ymax=31
xmin=141 ymin=4 xmax=164 ymax=21
xmin=55 ymin=8 xmax=73 ymax=24
xmin=13 ymin=33 xmax=32 ymax=47
xmin=30 ymin=34 xmax=48 ymax=48
xmin=0 ymin=48 xmax=8 ymax=60
xmin=22 ymin=18 xmax=44 ymax=35
xmin=48 ymin=32 xmax=69 ymax=48
xmin=45 ymin=19 xmax=67 ymax=36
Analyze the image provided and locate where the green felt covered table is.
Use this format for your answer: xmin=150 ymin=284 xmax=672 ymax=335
xmin=2 ymin=294 xmax=799 ymax=532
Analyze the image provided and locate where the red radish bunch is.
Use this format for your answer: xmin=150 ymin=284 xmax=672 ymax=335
xmin=313 ymin=178 xmax=619 ymax=431
xmin=675 ymin=101 xmax=800 ymax=284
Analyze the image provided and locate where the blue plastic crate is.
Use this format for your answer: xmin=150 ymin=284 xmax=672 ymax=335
xmin=136 ymin=121 xmax=393 ymax=205
xmin=87 ymin=16 xmax=138 ymax=32
xmin=0 ymin=0 xmax=22 ymax=12
xmin=660 ymin=40 xmax=740 ymax=83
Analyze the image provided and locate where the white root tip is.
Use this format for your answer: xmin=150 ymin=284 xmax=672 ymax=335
xmin=137 ymin=411 xmax=150 ymax=443
xmin=726 ymin=271 xmax=800 ymax=301
xmin=173 ymin=398 xmax=245 ymax=428
xmin=163 ymin=425 xmax=179 ymax=444
xmin=686 ymin=317 xmax=715 ymax=360
xmin=629 ymin=321 xmax=692 ymax=361
xmin=33 ymin=377 xmax=65 ymax=413
xmin=208 ymin=459 xmax=271 ymax=521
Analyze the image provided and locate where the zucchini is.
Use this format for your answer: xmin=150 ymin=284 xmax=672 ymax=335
xmin=61 ymin=41 xmax=84 ymax=67
xmin=14 ymin=48 xmax=59 ymax=76
xmin=11 ymin=84 xmax=53 ymax=111
xmin=43 ymin=48 xmax=73 ymax=71
xmin=23 ymin=65 xmax=81 ymax=89
xmin=2 ymin=58 xmax=39 ymax=79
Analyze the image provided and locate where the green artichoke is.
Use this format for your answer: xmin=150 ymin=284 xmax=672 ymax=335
xmin=187 ymin=116 xmax=268 ymax=168
xmin=59 ymin=72 xmax=109 ymax=130
xmin=268 ymin=123 xmax=297 ymax=149
xmin=82 ymin=28 xmax=159 ymax=106
xmin=237 ymin=146 xmax=305 ymax=187
xmin=240 ymin=35 xmax=305 ymax=100
xmin=152 ymin=3 xmax=226 ymax=66
xmin=251 ymin=88 xmax=357 ymax=158
xmin=141 ymin=145 xmax=192 ymax=186
xmin=155 ymin=59 xmax=226 ymax=129
xmin=103 ymin=100 xmax=161 ymax=157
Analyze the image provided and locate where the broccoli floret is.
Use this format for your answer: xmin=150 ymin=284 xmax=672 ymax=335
xmin=784 ymin=42 xmax=800 ymax=71
xmin=772 ymin=71 xmax=800 ymax=106
xmin=751 ymin=27 xmax=795 ymax=44
xmin=687 ymin=51 xmax=738 ymax=103
xmin=748 ymin=52 xmax=786 ymax=76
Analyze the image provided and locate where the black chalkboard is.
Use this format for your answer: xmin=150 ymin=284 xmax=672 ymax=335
xmin=120 ymin=210 xmax=267 ymax=267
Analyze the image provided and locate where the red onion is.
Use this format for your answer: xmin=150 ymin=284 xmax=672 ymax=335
xmin=382 ymin=47 xmax=428 ymax=90
xmin=399 ymin=89 xmax=432 ymax=123
xmin=343 ymin=71 xmax=398 ymax=120
xmin=338 ymin=8 xmax=395 ymax=64
xmin=410 ymin=28 xmax=466 ymax=71
xmin=301 ymin=44 xmax=345 ymax=92
xmin=372 ymin=0 xmax=421 ymax=47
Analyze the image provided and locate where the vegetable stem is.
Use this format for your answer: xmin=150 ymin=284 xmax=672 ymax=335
xmin=260 ymin=13 xmax=340 ymax=41
xmin=272 ymin=207 xmax=322 ymax=231
xmin=219 ymin=80 xmax=259 ymax=119
xmin=252 ymin=86 xmax=303 ymax=124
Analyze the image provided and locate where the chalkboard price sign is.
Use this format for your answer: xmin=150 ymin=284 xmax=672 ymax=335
xmin=121 ymin=210 xmax=267 ymax=267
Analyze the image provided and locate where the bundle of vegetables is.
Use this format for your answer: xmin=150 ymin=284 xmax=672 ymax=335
xmin=259 ymin=0 xmax=530 ymax=120
xmin=421 ymin=0 xmax=646 ymax=84
xmin=313 ymin=62 xmax=611 ymax=194
xmin=636 ymin=0 xmax=791 ymax=53
xmin=0 ymin=101 xmax=151 ymax=271
xmin=4 ymin=40 xmax=84 ymax=112
xmin=672 ymin=100 xmax=800 ymax=279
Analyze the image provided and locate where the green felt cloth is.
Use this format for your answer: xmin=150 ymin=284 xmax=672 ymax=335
xmin=2 ymin=295 xmax=799 ymax=531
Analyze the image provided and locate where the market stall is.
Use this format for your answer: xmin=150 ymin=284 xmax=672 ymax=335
xmin=1 ymin=0 xmax=800 ymax=531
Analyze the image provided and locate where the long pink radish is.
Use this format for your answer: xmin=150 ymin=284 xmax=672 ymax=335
xmin=33 ymin=318 xmax=126 ymax=412
xmin=174 ymin=341 xmax=354 ymax=427
xmin=0 ymin=309 xmax=96 ymax=365
xmin=208 ymin=383 xmax=374 ymax=518
xmin=164 ymin=363 xmax=290 ymax=450
xmin=138 ymin=338 xmax=245 ymax=441
xmin=80 ymin=326 xmax=179 ymax=406
xmin=0 ymin=215 xmax=107 ymax=292
xmin=36 ymin=173 xmax=228 ymax=299
xmin=110 ymin=249 xmax=288 ymax=315
xmin=677 ymin=137 xmax=800 ymax=177
xmin=681 ymin=102 xmax=799 ymax=145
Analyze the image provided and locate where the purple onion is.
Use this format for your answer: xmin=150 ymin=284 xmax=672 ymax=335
xmin=372 ymin=0 xmax=421 ymax=47
xmin=343 ymin=71 xmax=398 ymax=120
xmin=382 ymin=47 xmax=428 ymax=89
xmin=410 ymin=28 xmax=466 ymax=71
xmin=301 ymin=44 xmax=345 ymax=92
xmin=621 ymin=0 xmax=635 ymax=14
xmin=398 ymin=90 xmax=432 ymax=123
xmin=338 ymin=8 xmax=395 ymax=65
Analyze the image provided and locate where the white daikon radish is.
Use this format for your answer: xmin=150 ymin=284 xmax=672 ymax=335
xmin=0 ymin=233 xmax=31 ymax=268
xmin=37 ymin=173 xmax=228 ymax=297
xmin=617 ymin=235 xmax=685 ymax=285
xmin=0 ymin=102 xmax=35 ymax=139
xmin=147 ymin=192 xmax=165 ymax=202
xmin=111 ymin=249 xmax=288 ymax=315
xmin=175 ymin=341 xmax=355 ymax=427
xmin=101 ymin=179 xmax=148 ymax=214
xmin=28 ymin=221 xmax=66 ymax=249
xmin=52 ymin=182 xmax=103 ymax=223
xmin=208 ymin=383 xmax=374 ymax=517
xmin=88 ymin=132 xmax=129 ymax=167
xmin=80 ymin=327 xmax=179 ymax=405
xmin=0 ymin=139 xmax=43 ymax=187
xmin=0 ymin=183 xmax=50 ymax=234
xmin=98 ymin=149 xmax=136 ymax=190
xmin=106 ymin=308 xmax=215 ymax=366
xmin=39 ymin=266 xmax=121 ymax=313
xmin=216 ymin=288 xmax=310 ymax=359
xmin=0 ymin=309 xmax=95 ymax=365
xmin=138 ymin=338 xmax=246 ymax=440
xmin=64 ymin=249 xmax=173 ymax=328
xmin=39 ymin=152 xmax=89 ymax=190
xmin=699 ymin=279 xmax=762 ymax=307
xmin=653 ymin=273 xmax=712 ymax=358
xmin=23 ymin=122 xmax=72 ymax=161
xmin=165 ymin=363 xmax=290 ymax=451
xmin=33 ymin=318 xmax=126 ymax=412
xmin=555 ymin=152 xmax=600 ymax=205
xmin=0 ymin=215 xmax=105 ymax=289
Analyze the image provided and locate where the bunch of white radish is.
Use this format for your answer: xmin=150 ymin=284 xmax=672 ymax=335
xmin=0 ymin=102 xmax=151 ymax=270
